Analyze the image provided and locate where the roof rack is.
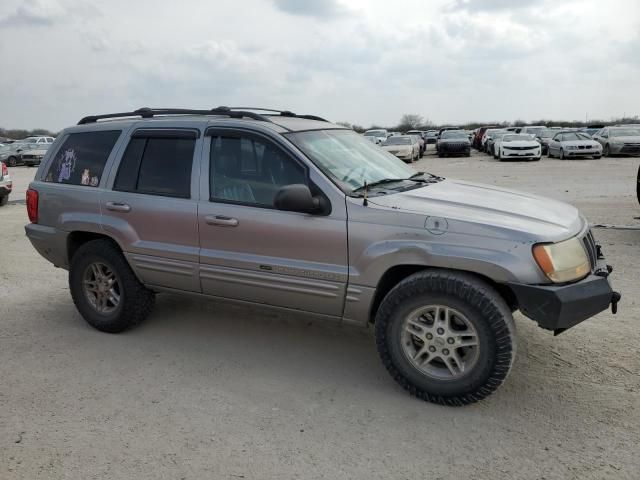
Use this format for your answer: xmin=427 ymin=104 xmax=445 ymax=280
xmin=77 ymin=107 xmax=272 ymax=125
xmin=230 ymin=107 xmax=329 ymax=122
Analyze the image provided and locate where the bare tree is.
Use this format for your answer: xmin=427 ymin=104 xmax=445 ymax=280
xmin=398 ymin=114 xmax=424 ymax=131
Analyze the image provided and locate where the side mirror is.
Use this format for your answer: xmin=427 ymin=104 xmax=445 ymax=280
xmin=274 ymin=184 xmax=321 ymax=214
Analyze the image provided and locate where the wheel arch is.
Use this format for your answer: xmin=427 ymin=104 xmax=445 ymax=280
xmin=67 ymin=231 xmax=124 ymax=264
xmin=368 ymin=265 xmax=518 ymax=324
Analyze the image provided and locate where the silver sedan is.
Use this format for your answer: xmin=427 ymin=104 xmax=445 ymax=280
xmin=547 ymin=131 xmax=602 ymax=159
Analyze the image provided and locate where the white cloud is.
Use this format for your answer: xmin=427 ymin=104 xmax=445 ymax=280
xmin=0 ymin=0 xmax=638 ymax=130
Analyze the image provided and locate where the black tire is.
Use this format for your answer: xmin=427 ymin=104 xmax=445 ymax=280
xmin=559 ymin=148 xmax=565 ymax=160
xmin=594 ymin=155 xmax=601 ymax=160
xmin=465 ymin=150 xmax=471 ymax=157
xmin=69 ymin=239 xmax=155 ymax=333
xmin=8 ymin=156 xmax=17 ymax=167
xmin=438 ymin=151 xmax=444 ymax=158
xmin=603 ymin=144 xmax=610 ymax=157
xmin=375 ymin=270 xmax=516 ymax=406
xmin=0 ymin=195 xmax=7 ymax=206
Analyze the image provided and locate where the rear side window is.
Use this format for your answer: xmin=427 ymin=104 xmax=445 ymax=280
xmin=44 ymin=130 xmax=120 ymax=186
xmin=114 ymin=137 xmax=195 ymax=198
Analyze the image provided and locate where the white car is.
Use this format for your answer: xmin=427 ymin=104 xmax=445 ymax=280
xmin=381 ymin=135 xmax=420 ymax=163
xmin=363 ymin=129 xmax=388 ymax=145
xmin=547 ymin=131 xmax=603 ymax=159
xmin=20 ymin=136 xmax=55 ymax=144
xmin=498 ymin=134 xmax=542 ymax=161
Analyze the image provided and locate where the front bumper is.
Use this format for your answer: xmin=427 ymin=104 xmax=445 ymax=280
xmin=564 ymin=148 xmax=601 ymax=157
xmin=501 ymin=148 xmax=541 ymax=159
xmin=610 ymin=143 xmax=640 ymax=156
xmin=507 ymin=258 xmax=620 ymax=334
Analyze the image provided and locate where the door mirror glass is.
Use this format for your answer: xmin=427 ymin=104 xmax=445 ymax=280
xmin=274 ymin=184 xmax=320 ymax=213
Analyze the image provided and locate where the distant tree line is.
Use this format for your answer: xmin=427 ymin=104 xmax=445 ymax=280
xmin=0 ymin=127 xmax=58 ymax=141
xmin=336 ymin=114 xmax=640 ymax=133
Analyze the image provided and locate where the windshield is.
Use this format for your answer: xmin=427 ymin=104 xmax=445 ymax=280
xmin=610 ymin=128 xmax=640 ymax=137
xmin=384 ymin=136 xmax=412 ymax=145
xmin=539 ymin=129 xmax=555 ymax=138
xmin=503 ymin=134 xmax=534 ymax=142
xmin=364 ymin=130 xmax=385 ymax=137
xmin=441 ymin=130 xmax=468 ymax=139
xmin=287 ymin=129 xmax=415 ymax=194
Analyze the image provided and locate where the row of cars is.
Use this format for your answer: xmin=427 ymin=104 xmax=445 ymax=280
xmin=0 ymin=135 xmax=54 ymax=167
xmin=363 ymin=128 xmax=472 ymax=162
xmin=474 ymin=125 xmax=640 ymax=160
xmin=0 ymin=136 xmax=55 ymax=207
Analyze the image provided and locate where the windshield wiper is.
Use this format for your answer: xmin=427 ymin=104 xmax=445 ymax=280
xmin=410 ymin=171 xmax=444 ymax=181
xmin=352 ymin=178 xmax=412 ymax=194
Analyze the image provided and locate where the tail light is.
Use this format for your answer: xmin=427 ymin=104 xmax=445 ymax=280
xmin=1 ymin=162 xmax=7 ymax=177
xmin=26 ymin=188 xmax=39 ymax=223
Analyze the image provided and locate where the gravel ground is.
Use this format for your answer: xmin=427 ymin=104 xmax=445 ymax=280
xmin=1 ymin=147 xmax=639 ymax=480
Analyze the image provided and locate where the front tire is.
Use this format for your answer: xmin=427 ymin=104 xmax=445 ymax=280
xmin=603 ymin=144 xmax=610 ymax=157
xmin=8 ymin=156 xmax=17 ymax=167
xmin=0 ymin=195 xmax=8 ymax=206
xmin=375 ymin=270 xmax=516 ymax=406
xmin=69 ymin=239 xmax=155 ymax=333
xmin=559 ymin=148 xmax=565 ymax=160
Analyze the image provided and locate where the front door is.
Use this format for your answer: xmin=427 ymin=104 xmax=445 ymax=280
xmin=197 ymin=128 xmax=348 ymax=316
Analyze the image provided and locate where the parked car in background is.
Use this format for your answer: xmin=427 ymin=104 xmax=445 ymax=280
xmin=0 ymin=161 xmax=11 ymax=206
xmin=535 ymin=129 xmax=556 ymax=155
xmin=473 ymin=125 xmax=497 ymax=149
xmin=547 ymin=132 xmax=602 ymax=159
xmin=21 ymin=144 xmax=51 ymax=167
xmin=0 ymin=142 xmax=39 ymax=166
xmin=484 ymin=129 xmax=508 ymax=156
xmin=425 ymin=130 xmax=438 ymax=144
xmin=382 ymin=135 xmax=420 ymax=162
xmin=497 ymin=134 xmax=541 ymax=161
xmin=363 ymin=129 xmax=388 ymax=145
xmin=406 ymin=131 xmax=426 ymax=156
xmin=488 ymin=131 xmax=511 ymax=158
xmin=520 ymin=126 xmax=546 ymax=139
xmin=481 ymin=128 xmax=503 ymax=152
xmin=437 ymin=130 xmax=471 ymax=157
xmin=364 ymin=135 xmax=378 ymax=145
xmin=592 ymin=127 xmax=640 ymax=156
xmin=20 ymin=136 xmax=55 ymax=144
xmin=579 ymin=125 xmax=605 ymax=137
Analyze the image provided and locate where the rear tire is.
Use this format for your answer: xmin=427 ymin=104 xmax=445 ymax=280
xmin=69 ymin=239 xmax=155 ymax=333
xmin=0 ymin=195 xmax=8 ymax=207
xmin=604 ymin=144 xmax=610 ymax=157
xmin=8 ymin=156 xmax=17 ymax=167
xmin=375 ymin=270 xmax=516 ymax=406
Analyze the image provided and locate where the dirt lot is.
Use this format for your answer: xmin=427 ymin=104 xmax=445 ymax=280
xmin=1 ymin=147 xmax=639 ymax=480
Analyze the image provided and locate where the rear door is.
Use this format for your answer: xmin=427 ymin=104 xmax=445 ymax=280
xmin=101 ymin=126 xmax=202 ymax=292
xmin=197 ymin=127 xmax=348 ymax=316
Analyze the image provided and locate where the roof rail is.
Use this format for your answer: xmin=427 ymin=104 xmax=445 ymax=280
xmin=77 ymin=107 xmax=273 ymax=125
xmin=230 ymin=107 xmax=329 ymax=123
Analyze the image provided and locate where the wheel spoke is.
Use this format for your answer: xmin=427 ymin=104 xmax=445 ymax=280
xmin=454 ymin=330 xmax=479 ymax=348
xmin=444 ymin=354 xmax=463 ymax=376
xmin=90 ymin=263 xmax=101 ymax=280
xmin=405 ymin=318 xmax=426 ymax=338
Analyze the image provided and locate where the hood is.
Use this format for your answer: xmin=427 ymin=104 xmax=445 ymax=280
xmin=369 ymin=178 xmax=583 ymax=241
xmin=382 ymin=144 xmax=412 ymax=150
xmin=502 ymin=140 xmax=539 ymax=148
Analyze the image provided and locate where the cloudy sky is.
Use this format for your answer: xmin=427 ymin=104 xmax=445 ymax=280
xmin=0 ymin=0 xmax=638 ymax=130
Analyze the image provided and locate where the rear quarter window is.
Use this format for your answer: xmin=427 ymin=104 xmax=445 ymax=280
xmin=44 ymin=130 xmax=121 ymax=186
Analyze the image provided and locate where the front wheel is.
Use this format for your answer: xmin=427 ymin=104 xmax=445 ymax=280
xmin=0 ymin=195 xmax=8 ymax=207
xmin=375 ymin=270 xmax=516 ymax=406
xmin=603 ymin=144 xmax=610 ymax=157
xmin=69 ymin=239 xmax=155 ymax=333
xmin=559 ymin=148 xmax=565 ymax=160
xmin=7 ymin=156 xmax=17 ymax=167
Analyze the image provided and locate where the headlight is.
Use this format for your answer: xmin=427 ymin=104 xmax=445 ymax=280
xmin=566 ymin=145 xmax=578 ymax=150
xmin=533 ymin=237 xmax=590 ymax=283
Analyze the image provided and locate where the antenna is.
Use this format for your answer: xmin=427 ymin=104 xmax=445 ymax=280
xmin=363 ymin=181 xmax=368 ymax=207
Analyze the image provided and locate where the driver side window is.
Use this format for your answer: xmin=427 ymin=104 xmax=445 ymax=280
xmin=209 ymin=134 xmax=306 ymax=208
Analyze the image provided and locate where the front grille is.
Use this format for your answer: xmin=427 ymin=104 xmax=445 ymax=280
xmin=503 ymin=146 xmax=535 ymax=151
xmin=442 ymin=142 xmax=469 ymax=151
xmin=577 ymin=145 xmax=592 ymax=149
xmin=582 ymin=230 xmax=598 ymax=270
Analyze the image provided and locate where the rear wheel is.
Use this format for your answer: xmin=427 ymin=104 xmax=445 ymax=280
xmin=604 ymin=144 xmax=610 ymax=157
xmin=7 ymin=156 xmax=17 ymax=167
xmin=375 ymin=270 xmax=516 ymax=406
xmin=0 ymin=195 xmax=8 ymax=207
xmin=69 ymin=239 xmax=155 ymax=333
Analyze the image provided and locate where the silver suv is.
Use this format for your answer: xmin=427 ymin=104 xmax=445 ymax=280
xmin=25 ymin=107 xmax=621 ymax=406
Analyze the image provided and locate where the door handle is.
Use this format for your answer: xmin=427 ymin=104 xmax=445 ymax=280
xmin=205 ymin=215 xmax=239 ymax=227
xmin=105 ymin=202 xmax=131 ymax=213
